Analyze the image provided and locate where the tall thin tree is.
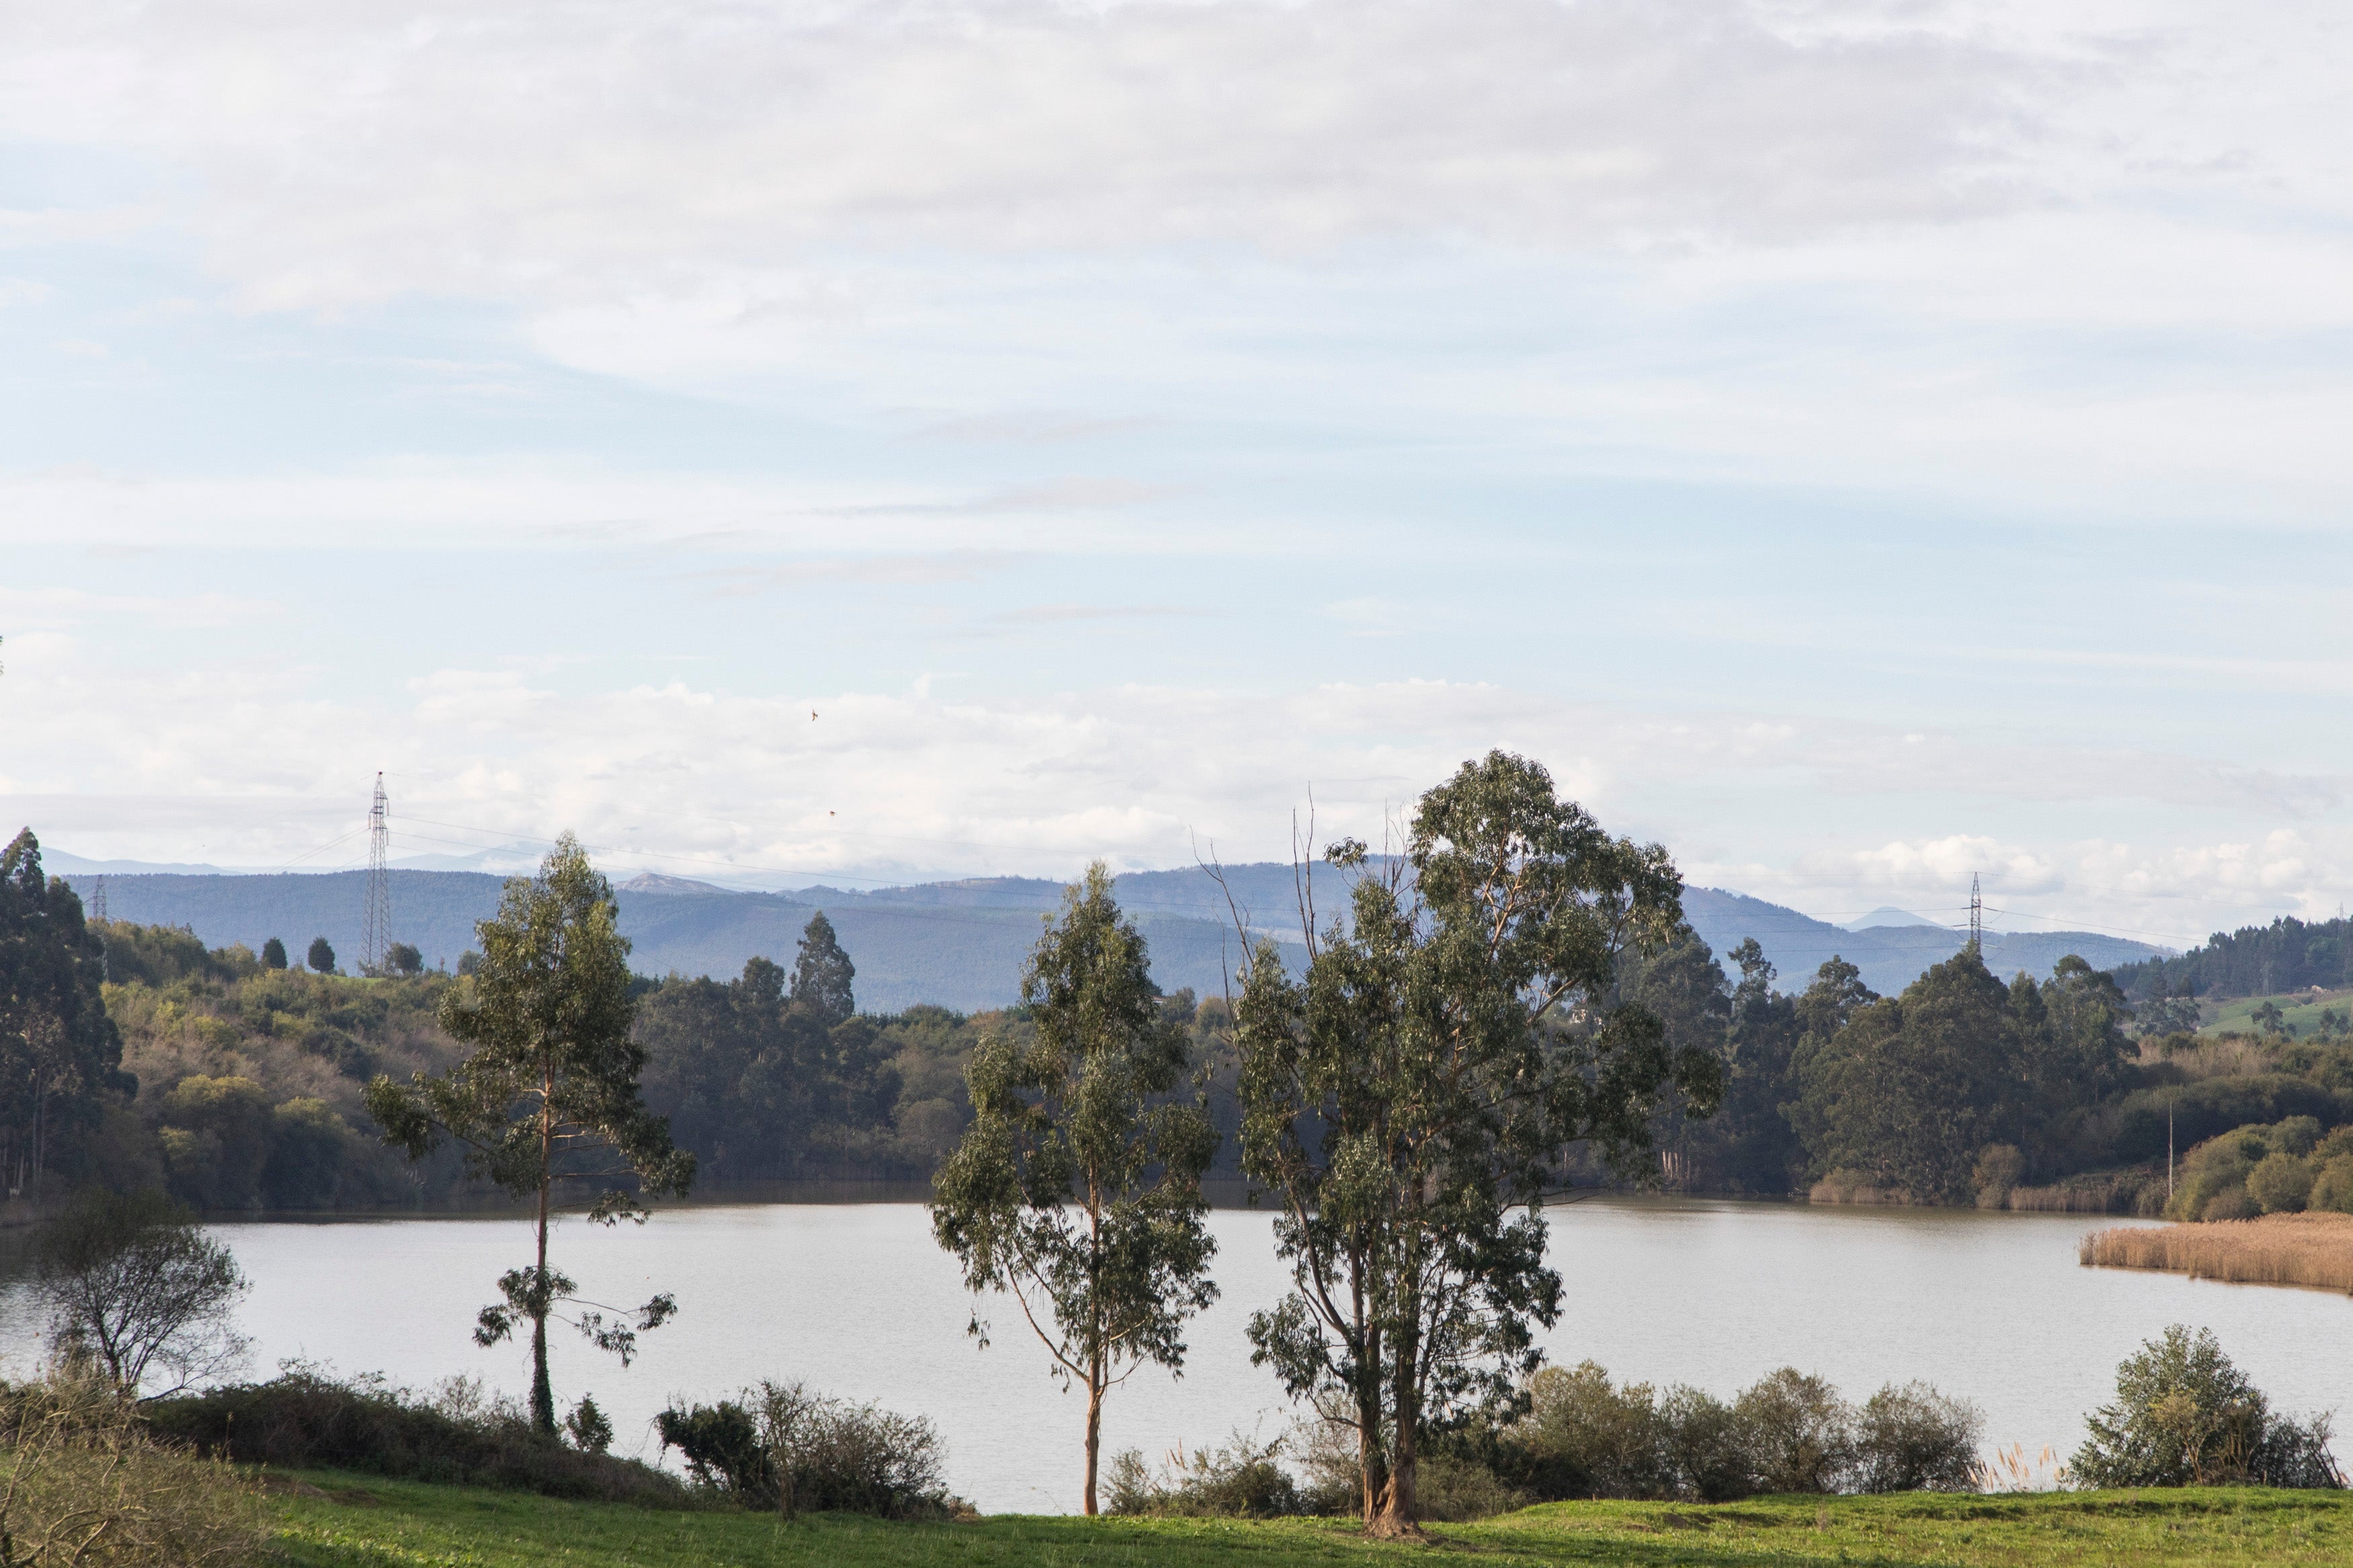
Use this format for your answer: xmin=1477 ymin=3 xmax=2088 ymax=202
xmin=367 ymin=834 xmax=694 ymax=1434
xmin=931 ymin=864 xmax=1220 ymax=1515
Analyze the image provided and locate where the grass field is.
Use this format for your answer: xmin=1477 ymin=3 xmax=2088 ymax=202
xmin=265 ymin=1471 xmax=2353 ymax=1567
xmin=2200 ymin=989 xmax=2353 ymax=1038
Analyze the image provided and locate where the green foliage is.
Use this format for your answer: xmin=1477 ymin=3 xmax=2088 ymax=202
xmin=1786 ymin=949 xmax=2135 ymax=1202
xmin=633 ymin=938 xmax=901 ymax=1182
xmin=1232 ymin=753 xmax=1718 ymax=1533
xmin=0 ymin=829 xmax=134 ymax=1199
xmin=260 ymin=936 xmax=288 ymax=971
xmin=365 ymin=834 xmax=692 ymax=1434
xmin=1105 ymin=1431 xmax=1303 ymax=1519
xmin=306 ymin=937 xmax=335 ymax=975
xmin=148 ymin=1366 xmax=687 ymax=1505
xmin=2163 ymin=1119 xmax=2353 ymax=1220
xmin=385 ymin=942 xmax=424 ymax=977
xmin=789 ymin=911 xmax=857 ymax=1026
xmin=564 ymin=1395 xmax=613 ymax=1455
xmin=2115 ymin=913 xmax=2353 ymax=1005
xmin=931 ymin=864 xmax=1218 ymax=1515
xmin=1446 ymin=1362 xmax=1979 ymax=1505
xmin=2074 ymin=1326 xmax=2340 ymax=1489
xmin=655 ymin=1382 xmax=952 ymax=1519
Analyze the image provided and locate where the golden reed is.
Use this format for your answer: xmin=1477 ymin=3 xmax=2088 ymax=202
xmin=2080 ymin=1212 xmax=2353 ymax=1292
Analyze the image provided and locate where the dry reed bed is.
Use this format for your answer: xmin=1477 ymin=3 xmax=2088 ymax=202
xmin=2081 ymin=1211 xmax=2353 ymax=1292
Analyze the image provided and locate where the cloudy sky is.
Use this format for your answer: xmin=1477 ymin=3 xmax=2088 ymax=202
xmin=3 ymin=0 xmax=2351 ymax=947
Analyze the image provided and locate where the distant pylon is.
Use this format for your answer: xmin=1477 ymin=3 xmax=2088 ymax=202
xmin=362 ymin=773 xmax=392 ymax=973
xmin=1968 ymin=873 xmax=1983 ymax=953
xmin=89 ymin=874 xmax=106 ymax=923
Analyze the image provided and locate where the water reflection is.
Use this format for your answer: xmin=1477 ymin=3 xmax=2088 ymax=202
xmin=3 ymin=1196 xmax=2346 ymax=1514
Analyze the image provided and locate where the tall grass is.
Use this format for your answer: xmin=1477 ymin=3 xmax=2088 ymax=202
xmin=2008 ymin=1167 xmax=2165 ymax=1214
xmin=2080 ymin=1212 xmax=2353 ymax=1292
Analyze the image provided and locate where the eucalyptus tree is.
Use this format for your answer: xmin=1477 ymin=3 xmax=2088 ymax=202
xmin=1229 ymin=751 xmax=1720 ymax=1536
xmin=930 ymin=864 xmax=1220 ymax=1516
xmin=366 ymin=834 xmax=694 ymax=1436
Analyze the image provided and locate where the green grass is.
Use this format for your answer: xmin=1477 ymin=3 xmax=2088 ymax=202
xmin=2200 ymin=989 xmax=2352 ymax=1038
xmin=265 ymin=1471 xmax=2353 ymax=1567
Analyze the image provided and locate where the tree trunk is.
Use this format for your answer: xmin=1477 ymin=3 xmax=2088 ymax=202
xmin=531 ymin=1080 xmax=556 ymax=1436
xmin=1370 ymin=1287 xmax=1423 ymax=1538
xmin=1083 ymin=1368 xmax=1104 ymax=1516
xmin=1355 ymin=1338 xmax=1387 ymax=1530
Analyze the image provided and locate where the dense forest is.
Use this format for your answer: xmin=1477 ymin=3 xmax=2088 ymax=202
xmin=2112 ymin=913 xmax=2353 ymax=1003
xmin=12 ymin=819 xmax=2353 ymax=1220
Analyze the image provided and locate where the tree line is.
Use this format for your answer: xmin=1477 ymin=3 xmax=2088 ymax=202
xmin=12 ymin=755 xmax=2350 ymax=1534
xmin=2112 ymin=913 xmax=2353 ymax=1003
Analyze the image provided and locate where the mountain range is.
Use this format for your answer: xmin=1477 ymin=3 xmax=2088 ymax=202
xmin=62 ymin=860 xmax=2165 ymax=1011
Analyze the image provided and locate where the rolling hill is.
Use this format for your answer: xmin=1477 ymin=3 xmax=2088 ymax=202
xmin=64 ymin=862 xmax=2164 ymax=1009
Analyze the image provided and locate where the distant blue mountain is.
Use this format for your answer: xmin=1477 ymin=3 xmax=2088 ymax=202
xmin=60 ymin=863 xmax=2165 ymax=1012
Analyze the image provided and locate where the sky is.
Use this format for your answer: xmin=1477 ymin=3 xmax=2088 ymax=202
xmin=3 ymin=0 xmax=2352 ymax=950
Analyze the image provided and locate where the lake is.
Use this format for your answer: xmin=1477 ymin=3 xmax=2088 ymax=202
xmin=4 ymin=1196 xmax=2348 ymax=1513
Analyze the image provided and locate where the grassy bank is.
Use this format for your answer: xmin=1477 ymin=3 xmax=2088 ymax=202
xmin=264 ymin=1471 xmax=2353 ymax=1567
xmin=2082 ymin=1211 xmax=2353 ymax=1291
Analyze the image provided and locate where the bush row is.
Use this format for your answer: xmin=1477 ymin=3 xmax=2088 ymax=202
xmin=2163 ymin=1117 xmax=2353 ymax=1221
xmin=145 ymin=1366 xmax=689 ymax=1506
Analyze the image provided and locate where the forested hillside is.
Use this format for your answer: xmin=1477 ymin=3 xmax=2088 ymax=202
xmin=2112 ymin=913 xmax=2353 ymax=1003
xmin=9 ymin=819 xmax=2297 ymax=1221
xmin=1607 ymin=923 xmax=2353 ymax=1209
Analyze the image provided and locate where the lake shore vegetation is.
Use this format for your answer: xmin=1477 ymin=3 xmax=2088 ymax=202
xmin=2082 ymin=1211 xmax=2353 ymax=1292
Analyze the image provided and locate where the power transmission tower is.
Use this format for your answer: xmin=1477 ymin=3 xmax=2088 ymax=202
xmin=362 ymin=773 xmax=392 ymax=973
xmin=1968 ymin=873 xmax=1983 ymax=954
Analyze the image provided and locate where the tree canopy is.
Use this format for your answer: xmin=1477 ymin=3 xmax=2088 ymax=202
xmin=931 ymin=864 xmax=1220 ymax=1516
xmin=1 ymin=827 xmax=133 ymax=1199
xmin=366 ymin=833 xmax=694 ymax=1434
xmin=1230 ymin=751 xmax=1720 ymax=1535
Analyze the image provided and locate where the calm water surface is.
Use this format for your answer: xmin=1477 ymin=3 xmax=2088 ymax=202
xmin=4 ymin=1198 xmax=2347 ymax=1513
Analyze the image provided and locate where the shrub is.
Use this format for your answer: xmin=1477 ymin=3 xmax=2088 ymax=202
xmin=0 ymin=1364 xmax=263 ymax=1566
xmin=1519 ymin=1361 xmax=1673 ymax=1499
xmin=1449 ymin=1365 xmax=1981 ymax=1506
xmin=657 ymin=1381 xmax=954 ymax=1519
xmin=1853 ymin=1382 xmax=1982 ymax=1493
xmin=2312 ymin=1155 xmax=2353 ymax=1213
xmin=146 ymin=1366 xmax=687 ymax=1505
xmin=1104 ymin=1430 xmax=1302 ymax=1518
xmin=1972 ymin=1145 xmax=2024 ymax=1208
xmin=1412 ymin=1452 xmax=1529 ymax=1522
xmin=1658 ymin=1385 xmax=1749 ymax=1502
xmin=2073 ymin=1325 xmax=2342 ymax=1488
xmin=2165 ymin=1118 xmax=2337 ymax=1221
xmin=2249 ymin=1151 xmax=2316 ymax=1213
xmin=1734 ymin=1368 xmax=1854 ymax=1494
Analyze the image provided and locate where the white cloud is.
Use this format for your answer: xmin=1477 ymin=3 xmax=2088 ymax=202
xmin=0 ymin=1 xmax=2048 ymax=308
xmin=5 ymin=633 xmax=2347 ymax=938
